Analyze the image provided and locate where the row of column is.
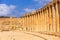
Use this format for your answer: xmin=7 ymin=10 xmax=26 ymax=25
xmin=21 ymin=1 xmax=60 ymax=33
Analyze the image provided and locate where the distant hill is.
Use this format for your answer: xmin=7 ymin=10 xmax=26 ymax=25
xmin=0 ymin=16 xmax=17 ymax=18
xmin=0 ymin=16 xmax=10 ymax=18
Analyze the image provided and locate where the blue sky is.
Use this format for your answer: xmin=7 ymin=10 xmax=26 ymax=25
xmin=0 ymin=0 xmax=51 ymax=17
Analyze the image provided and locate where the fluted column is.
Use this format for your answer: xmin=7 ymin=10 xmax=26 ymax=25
xmin=22 ymin=17 xmax=25 ymax=31
xmin=45 ymin=9 xmax=47 ymax=32
xmin=22 ymin=17 xmax=24 ymax=30
xmin=37 ymin=13 xmax=39 ymax=32
xmin=23 ymin=17 xmax=26 ymax=31
xmin=40 ymin=11 xmax=42 ymax=32
xmin=43 ymin=10 xmax=45 ymax=32
xmin=28 ymin=16 xmax=30 ymax=31
xmin=27 ymin=15 xmax=29 ymax=31
xmin=41 ymin=10 xmax=43 ymax=32
xmin=42 ymin=10 xmax=45 ymax=32
xmin=37 ymin=11 xmax=40 ymax=32
xmin=26 ymin=16 xmax=28 ymax=31
xmin=45 ymin=9 xmax=48 ymax=32
xmin=44 ymin=9 xmax=46 ymax=32
xmin=31 ymin=15 xmax=34 ymax=32
xmin=30 ymin=15 xmax=32 ymax=32
xmin=25 ymin=17 xmax=27 ymax=31
xmin=35 ymin=13 xmax=38 ymax=32
xmin=29 ymin=15 xmax=31 ymax=32
xmin=56 ymin=2 xmax=59 ymax=32
xmin=48 ymin=6 xmax=53 ymax=32
xmin=52 ymin=4 xmax=56 ymax=32
xmin=33 ymin=14 xmax=35 ymax=31
xmin=47 ymin=8 xmax=50 ymax=32
xmin=31 ymin=14 xmax=33 ymax=32
xmin=33 ymin=14 xmax=36 ymax=32
xmin=30 ymin=15 xmax=33 ymax=32
xmin=24 ymin=17 xmax=26 ymax=31
xmin=25 ymin=16 xmax=27 ymax=31
xmin=39 ymin=11 xmax=41 ymax=32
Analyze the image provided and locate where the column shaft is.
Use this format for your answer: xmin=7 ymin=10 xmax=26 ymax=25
xmin=38 ymin=11 xmax=40 ymax=32
xmin=48 ymin=6 xmax=53 ymax=32
xmin=35 ymin=13 xmax=38 ymax=32
xmin=45 ymin=9 xmax=47 ymax=32
xmin=46 ymin=9 xmax=49 ymax=32
xmin=40 ymin=12 xmax=42 ymax=32
xmin=56 ymin=3 xmax=59 ymax=32
xmin=42 ymin=10 xmax=45 ymax=32
xmin=52 ymin=4 xmax=56 ymax=32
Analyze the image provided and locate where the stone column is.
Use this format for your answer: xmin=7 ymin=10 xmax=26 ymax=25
xmin=43 ymin=9 xmax=45 ymax=32
xmin=44 ymin=9 xmax=47 ymax=32
xmin=40 ymin=11 xmax=42 ymax=32
xmin=30 ymin=15 xmax=33 ymax=32
xmin=27 ymin=15 xmax=30 ymax=31
xmin=35 ymin=13 xmax=38 ymax=32
xmin=52 ymin=4 xmax=56 ymax=32
xmin=31 ymin=14 xmax=34 ymax=32
xmin=38 ymin=11 xmax=41 ymax=32
xmin=26 ymin=16 xmax=28 ymax=31
xmin=44 ymin=9 xmax=46 ymax=32
xmin=47 ymin=8 xmax=49 ymax=32
xmin=29 ymin=15 xmax=31 ymax=32
xmin=30 ymin=15 xmax=32 ymax=32
xmin=37 ymin=12 xmax=39 ymax=32
xmin=48 ymin=6 xmax=53 ymax=32
xmin=41 ymin=10 xmax=43 ymax=32
xmin=56 ymin=2 xmax=59 ymax=32
xmin=33 ymin=14 xmax=35 ymax=31
xmin=33 ymin=14 xmax=36 ymax=32
xmin=45 ymin=9 xmax=48 ymax=32
xmin=25 ymin=16 xmax=27 ymax=31
xmin=22 ymin=17 xmax=24 ymax=31
xmin=23 ymin=17 xmax=26 ymax=31
xmin=37 ymin=11 xmax=40 ymax=32
xmin=43 ymin=10 xmax=45 ymax=32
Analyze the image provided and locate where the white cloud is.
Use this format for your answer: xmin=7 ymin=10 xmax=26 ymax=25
xmin=24 ymin=8 xmax=35 ymax=13
xmin=34 ymin=0 xmax=52 ymax=6
xmin=0 ymin=4 xmax=16 ymax=16
xmin=9 ymin=5 xmax=16 ymax=9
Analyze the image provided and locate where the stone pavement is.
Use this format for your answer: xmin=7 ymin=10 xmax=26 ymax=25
xmin=0 ymin=31 xmax=44 ymax=40
xmin=24 ymin=31 xmax=60 ymax=40
xmin=0 ymin=31 xmax=60 ymax=40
